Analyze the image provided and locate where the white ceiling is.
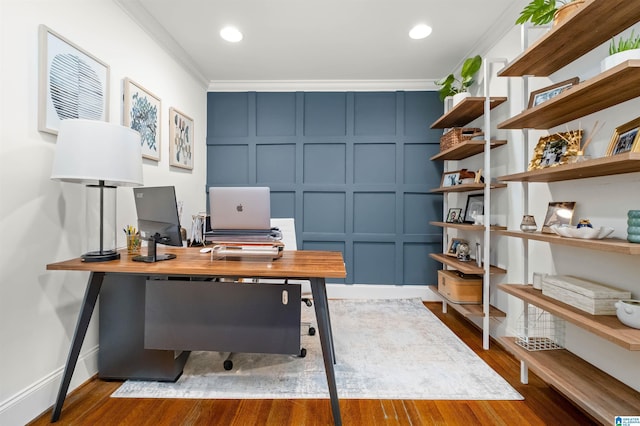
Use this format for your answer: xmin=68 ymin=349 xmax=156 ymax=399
xmin=115 ymin=0 xmax=528 ymax=90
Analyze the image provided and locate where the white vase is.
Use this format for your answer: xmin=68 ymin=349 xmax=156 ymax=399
xmin=443 ymin=96 xmax=453 ymax=113
xmin=452 ymin=92 xmax=470 ymax=107
xmin=601 ymin=49 xmax=640 ymax=73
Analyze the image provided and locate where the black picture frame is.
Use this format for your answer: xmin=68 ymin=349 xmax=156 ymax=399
xmin=463 ymin=194 xmax=484 ymax=224
xmin=446 ymin=207 xmax=463 ymax=223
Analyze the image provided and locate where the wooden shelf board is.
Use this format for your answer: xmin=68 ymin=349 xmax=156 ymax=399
xmin=498 ymin=61 xmax=640 ymax=129
xmin=499 ymin=336 xmax=640 ymax=425
xmin=498 ymin=284 xmax=640 ymax=351
xmin=429 ymin=221 xmax=507 ymax=231
xmin=430 ymin=140 xmax=507 ymax=161
xmin=427 ymin=286 xmax=506 ymax=318
xmin=429 ymin=253 xmax=506 ymax=275
xmin=430 ymin=183 xmax=507 ymax=193
xmin=498 ymin=152 xmax=640 ymax=182
xmin=431 ymin=97 xmax=507 ymax=129
xmin=497 ymin=229 xmax=640 ymax=255
xmin=499 ymin=0 xmax=640 ymax=77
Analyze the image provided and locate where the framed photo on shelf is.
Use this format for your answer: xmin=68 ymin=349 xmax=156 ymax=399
xmin=124 ymin=78 xmax=161 ymax=161
xmin=38 ymin=25 xmax=110 ymax=135
xmin=169 ymin=107 xmax=194 ymax=170
xmin=441 ymin=170 xmax=461 ymax=187
xmin=446 ymin=238 xmax=467 ymax=257
xmin=463 ymin=194 xmax=484 ymax=224
xmin=446 ymin=207 xmax=463 ymax=223
xmin=606 ymin=117 xmax=640 ymax=156
xmin=527 ymin=77 xmax=579 ymax=108
xmin=542 ymin=201 xmax=576 ymax=233
xmin=528 ymin=130 xmax=582 ymax=170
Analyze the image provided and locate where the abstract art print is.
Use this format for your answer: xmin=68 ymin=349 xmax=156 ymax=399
xmin=169 ymin=107 xmax=194 ymax=170
xmin=124 ymin=78 xmax=161 ymax=161
xmin=38 ymin=25 xmax=110 ymax=135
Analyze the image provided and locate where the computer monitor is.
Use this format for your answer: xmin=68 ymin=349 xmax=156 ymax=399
xmin=132 ymin=186 xmax=182 ymax=262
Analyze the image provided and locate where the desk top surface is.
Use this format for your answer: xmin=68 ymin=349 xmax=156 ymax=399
xmin=47 ymin=248 xmax=347 ymax=279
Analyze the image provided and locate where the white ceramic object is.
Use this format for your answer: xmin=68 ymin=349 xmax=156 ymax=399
xmin=549 ymin=225 xmax=614 ymax=239
xmin=601 ymin=49 xmax=640 ymax=73
xmin=615 ymin=300 xmax=640 ymax=329
xmin=452 ymin=92 xmax=470 ymax=107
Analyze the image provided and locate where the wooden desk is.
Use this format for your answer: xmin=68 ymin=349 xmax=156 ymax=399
xmin=47 ymin=248 xmax=346 ymax=425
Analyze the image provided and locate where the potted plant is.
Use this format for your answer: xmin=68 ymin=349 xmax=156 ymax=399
xmin=515 ymin=0 xmax=584 ymax=27
xmin=436 ymin=55 xmax=482 ymax=107
xmin=601 ymin=30 xmax=640 ymax=72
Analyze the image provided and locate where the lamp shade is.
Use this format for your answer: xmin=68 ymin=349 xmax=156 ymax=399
xmin=51 ymin=119 xmax=143 ymax=186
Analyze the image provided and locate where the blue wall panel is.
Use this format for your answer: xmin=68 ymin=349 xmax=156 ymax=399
xmin=206 ymin=91 xmax=442 ymax=285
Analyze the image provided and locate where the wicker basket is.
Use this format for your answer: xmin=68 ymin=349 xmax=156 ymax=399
xmin=440 ymin=128 xmax=482 ymax=151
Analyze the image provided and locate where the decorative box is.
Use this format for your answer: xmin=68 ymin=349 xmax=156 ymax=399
xmin=437 ymin=270 xmax=482 ymax=304
xmin=541 ymin=275 xmax=631 ymax=315
xmin=439 ymin=127 xmax=482 ymax=151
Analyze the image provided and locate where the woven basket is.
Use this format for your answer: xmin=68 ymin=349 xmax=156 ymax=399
xmin=440 ymin=128 xmax=482 ymax=151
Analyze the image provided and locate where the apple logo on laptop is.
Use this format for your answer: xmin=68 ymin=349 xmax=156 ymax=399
xmin=236 ymin=204 xmax=243 ymax=212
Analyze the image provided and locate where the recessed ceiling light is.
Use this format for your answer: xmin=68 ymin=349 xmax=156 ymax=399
xmin=409 ymin=24 xmax=432 ymax=40
xmin=220 ymin=26 xmax=243 ymax=42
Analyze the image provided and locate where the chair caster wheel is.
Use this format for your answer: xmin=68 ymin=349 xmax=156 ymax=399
xmin=308 ymin=327 xmax=316 ymax=336
xmin=223 ymin=360 xmax=233 ymax=371
xmin=299 ymin=348 xmax=307 ymax=358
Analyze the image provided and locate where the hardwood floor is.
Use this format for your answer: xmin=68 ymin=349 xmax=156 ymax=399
xmin=29 ymin=303 xmax=596 ymax=425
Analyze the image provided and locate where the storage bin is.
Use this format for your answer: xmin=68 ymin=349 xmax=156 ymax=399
xmin=437 ymin=270 xmax=482 ymax=304
xmin=439 ymin=127 xmax=482 ymax=151
xmin=541 ymin=275 xmax=631 ymax=315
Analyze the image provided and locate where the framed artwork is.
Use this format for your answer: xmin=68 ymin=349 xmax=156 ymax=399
xmin=446 ymin=238 xmax=467 ymax=257
xmin=463 ymin=194 xmax=484 ymax=224
xmin=606 ymin=117 xmax=640 ymax=156
xmin=169 ymin=107 xmax=194 ymax=170
xmin=441 ymin=170 xmax=461 ymax=187
xmin=124 ymin=78 xmax=161 ymax=161
xmin=38 ymin=25 xmax=110 ymax=135
xmin=446 ymin=207 xmax=463 ymax=223
xmin=542 ymin=201 xmax=576 ymax=233
xmin=528 ymin=130 xmax=582 ymax=170
xmin=528 ymin=77 xmax=579 ymax=109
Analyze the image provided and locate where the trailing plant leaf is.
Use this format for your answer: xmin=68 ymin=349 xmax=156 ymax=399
xmin=515 ymin=0 xmax=575 ymax=26
xmin=435 ymin=55 xmax=482 ymax=101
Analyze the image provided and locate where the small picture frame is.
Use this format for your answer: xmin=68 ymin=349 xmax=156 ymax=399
xmin=606 ymin=117 xmax=640 ymax=156
xmin=542 ymin=201 xmax=576 ymax=233
xmin=528 ymin=77 xmax=579 ymax=109
xmin=441 ymin=170 xmax=461 ymax=187
xmin=446 ymin=238 xmax=467 ymax=257
xmin=463 ymin=194 xmax=484 ymax=224
xmin=528 ymin=130 xmax=582 ymax=170
xmin=446 ymin=207 xmax=463 ymax=223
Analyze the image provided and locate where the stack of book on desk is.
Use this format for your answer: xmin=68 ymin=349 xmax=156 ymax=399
xmin=205 ymin=228 xmax=284 ymax=260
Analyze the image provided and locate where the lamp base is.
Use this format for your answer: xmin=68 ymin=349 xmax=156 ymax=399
xmin=81 ymin=250 xmax=121 ymax=262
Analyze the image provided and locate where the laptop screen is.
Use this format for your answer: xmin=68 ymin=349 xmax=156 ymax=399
xmin=208 ymin=187 xmax=271 ymax=230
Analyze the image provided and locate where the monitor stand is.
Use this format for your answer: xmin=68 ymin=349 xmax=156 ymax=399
xmin=132 ymin=235 xmax=177 ymax=263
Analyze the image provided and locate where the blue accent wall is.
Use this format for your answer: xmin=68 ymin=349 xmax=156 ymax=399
xmin=206 ymin=91 xmax=443 ymax=285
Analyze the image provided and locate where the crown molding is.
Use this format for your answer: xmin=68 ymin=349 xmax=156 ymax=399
xmin=207 ymin=80 xmax=439 ymax=92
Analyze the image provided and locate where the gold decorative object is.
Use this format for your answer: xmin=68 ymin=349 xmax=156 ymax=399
xmin=528 ymin=130 xmax=582 ymax=171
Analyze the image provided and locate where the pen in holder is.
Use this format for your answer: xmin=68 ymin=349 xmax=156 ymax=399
xmin=124 ymin=225 xmax=141 ymax=255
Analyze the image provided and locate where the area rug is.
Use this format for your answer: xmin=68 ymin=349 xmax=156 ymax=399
xmin=112 ymin=298 xmax=522 ymax=400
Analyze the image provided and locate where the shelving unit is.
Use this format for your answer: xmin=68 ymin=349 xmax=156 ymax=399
xmin=428 ymin=87 xmax=507 ymax=349
xmin=496 ymin=0 xmax=640 ymax=419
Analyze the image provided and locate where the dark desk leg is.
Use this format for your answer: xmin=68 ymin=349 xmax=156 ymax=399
xmin=310 ymin=278 xmax=341 ymax=426
xmin=51 ymin=272 xmax=104 ymax=422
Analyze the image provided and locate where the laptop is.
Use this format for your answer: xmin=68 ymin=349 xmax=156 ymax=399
xmin=209 ymin=186 xmax=271 ymax=231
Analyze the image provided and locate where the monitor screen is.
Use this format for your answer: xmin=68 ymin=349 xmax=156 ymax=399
xmin=133 ymin=186 xmax=182 ymax=262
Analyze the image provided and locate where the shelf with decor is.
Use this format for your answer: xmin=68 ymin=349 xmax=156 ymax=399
xmin=499 ymin=0 xmax=640 ymax=77
xmin=497 ymin=230 xmax=640 ymax=255
xmin=430 ymin=183 xmax=507 ymax=193
xmin=431 ymin=97 xmax=507 ymax=129
xmin=498 ymin=60 xmax=640 ymax=129
xmin=427 ymin=286 xmax=506 ymax=319
xmin=429 ymin=221 xmax=507 ymax=232
xmin=498 ymin=152 xmax=640 ymax=182
xmin=430 ymin=139 xmax=507 ymax=161
xmin=498 ymin=337 xmax=640 ymax=425
xmin=429 ymin=253 xmax=506 ymax=275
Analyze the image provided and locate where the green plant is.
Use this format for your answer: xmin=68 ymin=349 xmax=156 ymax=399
xmin=609 ymin=30 xmax=640 ymax=55
xmin=515 ymin=0 xmax=576 ymax=26
xmin=435 ymin=55 xmax=482 ymax=101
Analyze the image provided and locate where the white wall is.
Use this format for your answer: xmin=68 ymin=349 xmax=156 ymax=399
xmin=0 ymin=1 xmax=207 ymax=424
xmin=477 ymin=23 xmax=640 ymax=392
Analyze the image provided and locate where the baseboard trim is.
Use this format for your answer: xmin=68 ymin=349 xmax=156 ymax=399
xmin=0 ymin=345 xmax=99 ymax=426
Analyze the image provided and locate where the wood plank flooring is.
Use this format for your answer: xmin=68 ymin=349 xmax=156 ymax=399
xmin=29 ymin=303 xmax=597 ymax=425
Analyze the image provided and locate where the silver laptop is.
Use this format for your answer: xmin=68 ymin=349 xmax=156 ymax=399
xmin=209 ymin=187 xmax=271 ymax=230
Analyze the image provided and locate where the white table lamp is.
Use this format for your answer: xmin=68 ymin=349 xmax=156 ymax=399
xmin=51 ymin=119 xmax=143 ymax=261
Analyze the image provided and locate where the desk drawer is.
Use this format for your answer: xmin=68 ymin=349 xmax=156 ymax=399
xmin=145 ymin=280 xmax=301 ymax=355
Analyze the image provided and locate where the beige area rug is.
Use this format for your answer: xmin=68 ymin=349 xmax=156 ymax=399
xmin=112 ymin=298 xmax=522 ymax=400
